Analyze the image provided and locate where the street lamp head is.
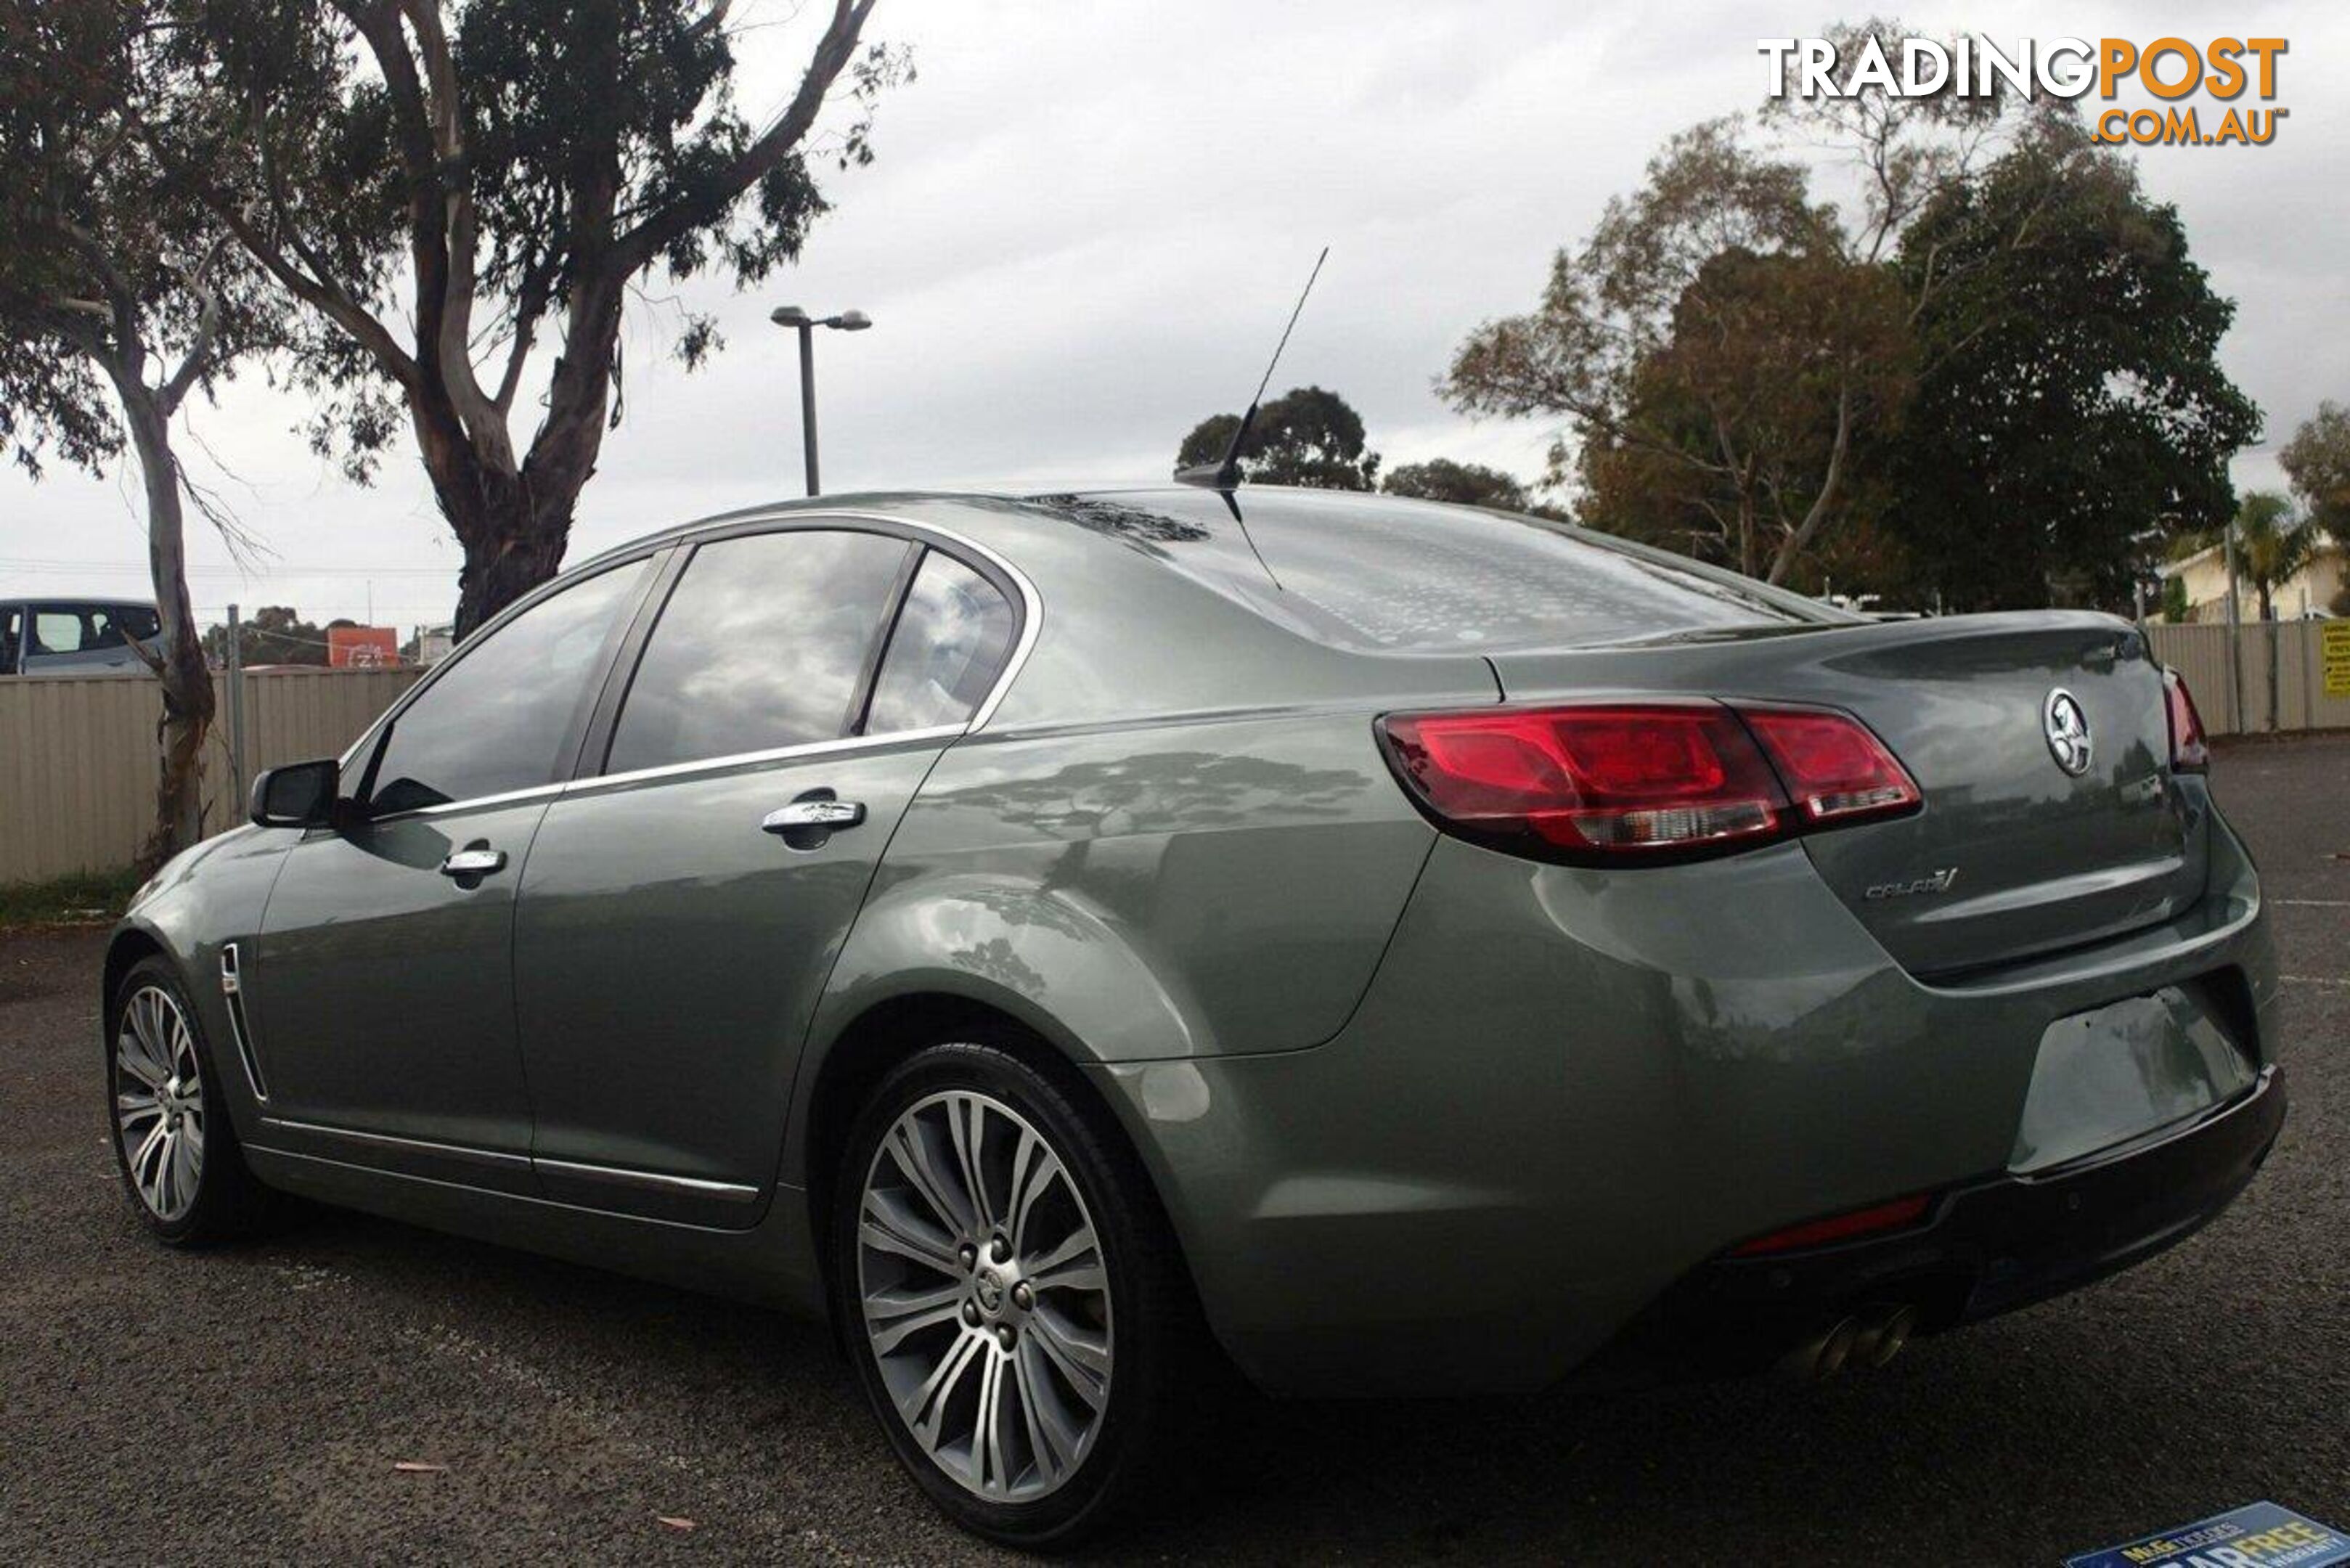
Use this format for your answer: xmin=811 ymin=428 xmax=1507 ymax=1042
xmin=770 ymin=305 xmax=811 ymax=327
xmin=831 ymin=310 xmax=873 ymax=331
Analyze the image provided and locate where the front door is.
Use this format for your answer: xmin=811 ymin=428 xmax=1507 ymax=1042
xmin=513 ymin=526 xmax=1024 ymax=1225
xmin=248 ymin=557 xmax=657 ymax=1188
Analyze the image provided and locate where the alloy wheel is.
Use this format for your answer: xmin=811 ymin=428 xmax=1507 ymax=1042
xmin=115 ymin=984 xmax=205 ymax=1223
xmin=856 ymin=1087 xmax=1114 ymax=1502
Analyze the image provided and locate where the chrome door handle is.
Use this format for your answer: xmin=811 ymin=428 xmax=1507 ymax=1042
xmin=438 ymin=847 xmax=508 ymax=878
xmin=762 ymin=799 xmax=866 ymax=834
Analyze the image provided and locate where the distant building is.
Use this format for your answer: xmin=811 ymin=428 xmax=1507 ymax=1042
xmin=412 ymin=624 xmax=455 ymax=666
xmin=328 ymin=625 xmax=400 ymax=667
xmin=2160 ymin=539 xmax=2346 ymax=621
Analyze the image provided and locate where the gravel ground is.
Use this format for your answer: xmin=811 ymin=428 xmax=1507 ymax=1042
xmin=2 ymin=735 xmax=2345 ymax=1564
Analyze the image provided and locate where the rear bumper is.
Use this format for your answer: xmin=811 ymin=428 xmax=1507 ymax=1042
xmin=1093 ymin=796 xmax=2283 ymax=1399
xmin=1591 ymin=1063 xmax=2286 ymax=1381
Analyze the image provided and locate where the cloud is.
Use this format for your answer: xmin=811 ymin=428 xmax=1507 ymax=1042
xmin=5 ymin=0 xmax=2343 ymax=624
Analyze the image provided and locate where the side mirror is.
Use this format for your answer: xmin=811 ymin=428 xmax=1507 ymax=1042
xmin=250 ymin=759 xmax=340 ymax=829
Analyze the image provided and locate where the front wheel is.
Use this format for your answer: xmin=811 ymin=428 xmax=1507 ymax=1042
xmin=832 ymin=1040 xmax=1191 ymax=1548
xmin=108 ymin=956 xmax=278 ymax=1245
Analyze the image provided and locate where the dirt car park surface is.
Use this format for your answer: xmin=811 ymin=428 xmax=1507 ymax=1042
xmin=3 ymin=733 xmax=2345 ymax=1565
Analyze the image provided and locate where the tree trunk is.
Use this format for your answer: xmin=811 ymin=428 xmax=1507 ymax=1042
xmin=426 ymin=281 xmax=621 ymax=641
xmin=2258 ymin=584 xmax=2279 ymax=732
xmin=118 ymin=388 xmax=215 ymax=876
xmin=454 ymin=489 xmax=573 ymax=639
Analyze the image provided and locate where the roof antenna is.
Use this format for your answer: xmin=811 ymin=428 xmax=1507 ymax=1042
xmin=1173 ymin=246 xmax=1327 ymax=589
xmin=1175 ymin=245 xmax=1329 ymax=493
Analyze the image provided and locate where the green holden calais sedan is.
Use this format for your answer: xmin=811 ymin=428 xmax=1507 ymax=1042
xmin=104 ymin=487 xmax=2285 ymax=1545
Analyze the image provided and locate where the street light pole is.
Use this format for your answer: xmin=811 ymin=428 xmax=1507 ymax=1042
xmin=770 ymin=306 xmax=871 ymax=497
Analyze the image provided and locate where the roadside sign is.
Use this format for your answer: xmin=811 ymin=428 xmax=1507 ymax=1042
xmin=328 ymin=624 xmax=400 ymax=669
xmin=2065 ymin=1500 xmax=2350 ymax=1567
xmin=2325 ymin=622 xmax=2350 ymax=697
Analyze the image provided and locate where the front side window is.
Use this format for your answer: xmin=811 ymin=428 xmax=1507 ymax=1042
xmin=365 ymin=559 xmax=650 ymax=814
xmin=866 ymin=551 xmax=1017 ymax=732
xmin=606 ymin=528 xmax=913 ymax=775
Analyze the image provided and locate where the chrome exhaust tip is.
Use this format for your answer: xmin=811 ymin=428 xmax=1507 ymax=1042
xmin=1778 ymin=1315 xmax=1860 ymax=1381
xmin=1853 ymin=1302 xmax=1917 ymax=1368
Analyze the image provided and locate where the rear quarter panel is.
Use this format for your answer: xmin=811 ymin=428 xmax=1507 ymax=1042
xmin=786 ymin=708 xmax=1451 ymax=1184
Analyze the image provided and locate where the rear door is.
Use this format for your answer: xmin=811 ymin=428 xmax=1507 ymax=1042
xmin=513 ymin=526 xmax=1024 ymax=1224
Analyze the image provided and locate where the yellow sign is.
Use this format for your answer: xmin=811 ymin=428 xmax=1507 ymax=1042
xmin=2326 ymin=621 xmax=2350 ymax=698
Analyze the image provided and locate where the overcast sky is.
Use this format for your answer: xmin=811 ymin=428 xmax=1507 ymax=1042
xmin=4 ymin=1 xmax=2343 ymax=630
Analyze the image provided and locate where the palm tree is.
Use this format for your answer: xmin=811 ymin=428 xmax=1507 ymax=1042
xmin=2230 ymin=491 xmax=2318 ymax=730
xmin=2232 ymin=491 xmax=2318 ymax=622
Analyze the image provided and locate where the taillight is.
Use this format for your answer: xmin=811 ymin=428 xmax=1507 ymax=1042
xmin=1376 ymin=700 xmax=1919 ymax=865
xmin=1738 ymin=706 xmax=1922 ymax=826
xmin=2162 ymin=669 xmax=2209 ymax=773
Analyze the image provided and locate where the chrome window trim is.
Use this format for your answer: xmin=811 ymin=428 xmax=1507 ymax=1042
xmin=569 ymin=722 xmax=968 ymax=794
xmin=330 ymin=508 xmax=1039 ymax=814
xmin=360 ymin=779 xmax=571 ymax=823
xmin=533 ymin=1156 xmax=760 ymax=1204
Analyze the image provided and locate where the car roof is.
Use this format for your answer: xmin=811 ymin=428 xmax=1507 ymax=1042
xmin=3 ymin=596 xmax=158 ymax=610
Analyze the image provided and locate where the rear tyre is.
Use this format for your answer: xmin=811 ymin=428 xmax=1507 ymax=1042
xmin=108 ymin=956 xmax=278 ymax=1246
xmin=832 ymin=1038 xmax=1191 ymax=1549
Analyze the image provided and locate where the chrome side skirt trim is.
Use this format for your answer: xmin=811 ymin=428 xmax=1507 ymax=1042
xmin=218 ymin=942 xmax=268 ymax=1101
xmin=253 ymin=1118 xmax=762 ymax=1205
xmin=534 ymin=1156 xmax=761 ymax=1204
xmin=242 ymin=1146 xmax=756 ymax=1238
xmin=258 ymin=1117 xmax=534 ymax=1174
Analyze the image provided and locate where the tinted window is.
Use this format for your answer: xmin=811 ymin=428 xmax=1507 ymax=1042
xmin=867 ymin=551 xmax=1016 ymax=732
xmin=607 ymin=529 xmax=912 ymax=774
xmin=366 ymin=560 xmax=649 ymax=814
xmin=1050 ymin=491 xmax=1814 ymax=652
xmin=111 ymin=605 xmax=160 ymax=641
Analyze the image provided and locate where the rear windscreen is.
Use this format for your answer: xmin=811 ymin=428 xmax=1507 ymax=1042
xmin=1046 ymin=491 xmax=1815 ymax=653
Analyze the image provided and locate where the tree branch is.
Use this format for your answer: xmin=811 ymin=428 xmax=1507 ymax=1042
xmin=608 ymin=0 xmax=876 ymax=278
xmin=155 ymin=243 xmax=227 ymax=416
xmin=390 ymin=0 xmax=510 ymax=467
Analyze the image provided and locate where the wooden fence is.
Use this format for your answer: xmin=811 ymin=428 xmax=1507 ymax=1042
xmin=0 ymin=667 xmax=420 ymax=884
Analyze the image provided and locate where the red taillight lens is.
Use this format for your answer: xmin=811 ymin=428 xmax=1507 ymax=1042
xmin=1379 ymin=703 xmax=1787 ymax=859
xmin=1728 ymin=1193 xmax=1934 ymax=1257
xmin=1378 ymin=701 xmax=1919 ymax=865
xmin=1739 ymin=706 xmax=1922 ymax=825
xmin=2163 ymin=669 xmax=2209 ymax=773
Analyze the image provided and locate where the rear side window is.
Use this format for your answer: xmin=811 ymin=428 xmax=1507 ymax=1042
xmin=365 ymin=559 xmax=650 ymax=814
xmin=607 ymin=528 xmax=913 ymax=774
xmin=110 ymin=605 xmax=160 ymax=641
xmin=866 ymin=551 xmax=1016 ymax=732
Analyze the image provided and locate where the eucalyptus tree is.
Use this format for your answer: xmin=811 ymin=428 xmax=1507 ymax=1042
xmin=182 ymin=0 xmax=905 ymax=634
xmin=0 ymin=0 xmax=273 ymax=869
